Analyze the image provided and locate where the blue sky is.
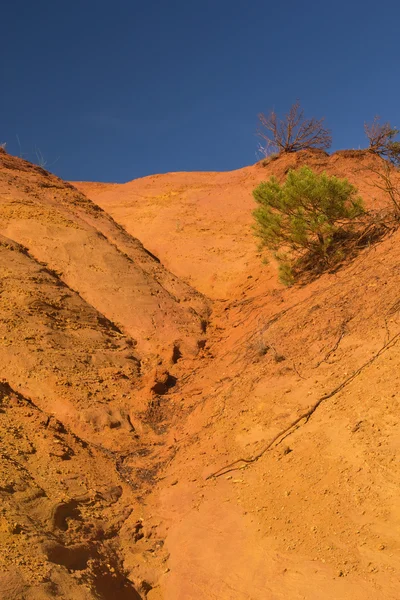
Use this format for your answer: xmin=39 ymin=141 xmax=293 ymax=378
xmin=1 ymin=0 xmax=399 ymax=182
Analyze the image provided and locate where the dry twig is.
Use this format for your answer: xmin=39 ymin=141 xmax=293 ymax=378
xmin=258 ymin=100 xmax=332 ymax=155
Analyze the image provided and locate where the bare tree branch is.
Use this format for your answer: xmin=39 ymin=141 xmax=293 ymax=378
xmin=365 ymin=116 xmax=400 ymax=166
xmin=257 ymin=100 xmax=332 ymax=155
xmin=364 ymin=158 xmax=400 ymax=215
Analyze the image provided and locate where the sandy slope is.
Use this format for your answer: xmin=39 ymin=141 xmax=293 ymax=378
xmin=0 ymin=149 xmax=208 ymax=598
xmin=0 ymin=148 xmax=209 ymax=360
xmin=1 ymin=147 xmax=400 ymax=599
xmin=149 ymin=225 xmax=400 ymax=599
xmin=74 ymin=149 xmax=392 ymax=299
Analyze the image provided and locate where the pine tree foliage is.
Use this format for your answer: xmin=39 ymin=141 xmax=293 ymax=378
xmin=253 ymin=167 xmax=365 ymax=283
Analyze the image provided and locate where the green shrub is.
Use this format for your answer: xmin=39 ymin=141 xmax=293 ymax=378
xmin=253 ymin=167 xmax=365 ymax=284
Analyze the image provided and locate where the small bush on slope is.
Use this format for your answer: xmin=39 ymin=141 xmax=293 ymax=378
xmin=253 ymin=167 xmax=365 ymax=285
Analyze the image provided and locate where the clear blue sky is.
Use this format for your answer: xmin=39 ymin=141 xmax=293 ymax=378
xmin=1 ymin=0 xmax=399 ymax=182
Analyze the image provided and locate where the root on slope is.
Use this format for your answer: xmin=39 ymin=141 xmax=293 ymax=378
xmin=206 ymin=329 xmax=400 ymax=480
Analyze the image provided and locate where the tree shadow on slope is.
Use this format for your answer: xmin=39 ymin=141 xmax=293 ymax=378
xmin=292 ymin=213 xmax=397 ymax=286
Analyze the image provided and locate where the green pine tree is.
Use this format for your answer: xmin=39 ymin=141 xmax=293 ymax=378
xmin=253 ymin=167 xmax=364 ymax=284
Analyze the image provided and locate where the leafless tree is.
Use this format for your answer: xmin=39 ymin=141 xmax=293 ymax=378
xmin=257 ymin=100 xmax=332 ymax=156
xmin=366 ymin=159 xmax=400 ymax=216
xmin=365 ymin=116 xmax=400 ymax=165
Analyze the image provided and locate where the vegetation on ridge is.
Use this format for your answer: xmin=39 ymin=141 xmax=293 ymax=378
xmin=257 ymin=100 xmax=332 ymax=157
xmin=253 ymin=167 xmax=365 ymax=285
xmin=254 ymin=102 xmax=400 ymax=284
xmin=365 ymin=116 xmax=400 ymax=166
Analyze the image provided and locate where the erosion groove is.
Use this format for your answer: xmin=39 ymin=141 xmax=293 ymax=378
xmin=1 ymin=148 xmax=400 ymax=598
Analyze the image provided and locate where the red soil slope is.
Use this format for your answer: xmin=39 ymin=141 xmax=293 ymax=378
xmin=150 ymin=226 xmax=400 ymax=599
xmin=1 ymin=148 xmax=400 ymax=599
xmin=74 ymin=149 xmax=392 ymax=299
xmin=0 ymin=148 xmax=209 ymax=360
xmin=0 ymin=149 xmax=209 ymax=598
xmin=78 ymin=150 xmax=400 ymax=599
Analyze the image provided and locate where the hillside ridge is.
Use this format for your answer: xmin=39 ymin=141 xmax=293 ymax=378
xmin=73 ymin=148 xmax=398 ymax=299
xmin=1 ymin=148 xmax=400 ymax=599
